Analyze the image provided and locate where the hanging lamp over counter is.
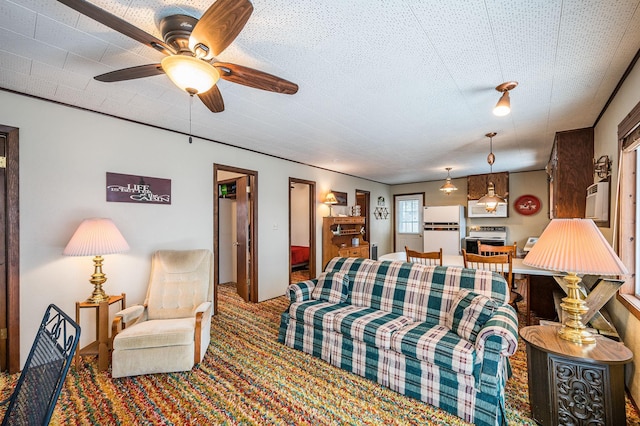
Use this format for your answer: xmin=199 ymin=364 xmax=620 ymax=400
xmin=476 ymin=132 xmax=507 ymax=212
xmin=439 ymin=167 xmax=458 ymax=195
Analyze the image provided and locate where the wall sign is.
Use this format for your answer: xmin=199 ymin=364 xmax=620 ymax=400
xmin=514 ymin=194 xmax=541 ymax=216
xmin=106 ymin=172 xmax=171 ymax=205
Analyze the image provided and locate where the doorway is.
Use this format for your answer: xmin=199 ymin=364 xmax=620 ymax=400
xmin=0 ymin=125 xmax=19 ymax=373
xmin=394 ymin=193 xmax=425 ymax=253
xmin=289 ymin=178 xmax=316 ymax=283
xmin=214 ymin=165 xmax=258 ymax=314
xmin=355 ymin=189 xmax=370 ymax=252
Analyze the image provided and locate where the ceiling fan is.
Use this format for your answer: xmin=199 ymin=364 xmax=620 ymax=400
xmin=57 ymin=0 xmax=298 ymax=113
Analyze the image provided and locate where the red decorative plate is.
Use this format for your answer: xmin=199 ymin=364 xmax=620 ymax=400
xmin=514 ymin=195 xmax=541 ymax=216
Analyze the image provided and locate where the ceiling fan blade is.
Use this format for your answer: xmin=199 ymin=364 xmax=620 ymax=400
xmin=198 ymin=85 xmax=225 ymax=113
xmin=214 ymin=62 xmax=298 ymax=94
xmin=189 ymin=0 xmax=253 ymax=58
xmin=94 ymin=64 xmax=164 ymax=82
xmin=57 ymin=0 xmax=174 ymax=55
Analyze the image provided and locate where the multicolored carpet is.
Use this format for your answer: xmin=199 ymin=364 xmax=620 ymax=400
xmin=1 ymin=285 xmax=639 ymax=424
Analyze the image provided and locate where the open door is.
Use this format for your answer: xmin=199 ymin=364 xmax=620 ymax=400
xmin=0 ymin=126 xmax=19 ymax=373
xmin=355 ymin=189 xmax=370 ymax=252
xmin=289 ymin=178 xmax=316 ymax=284
xmin=214 ymin=165 xmax=258 ymax=314
xmin=235 ymin=176 xmax=249 ymax=301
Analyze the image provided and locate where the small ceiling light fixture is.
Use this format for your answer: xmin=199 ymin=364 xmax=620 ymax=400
xmin=477 ymin=132 xmax=507 ymax=213
xmin=440 ymin=167 xmax=458 ymax=195
xmin=493 ymin=81 xmax=518 ymax=116
xmin=161 ymin=55 xmax=220 ymax=95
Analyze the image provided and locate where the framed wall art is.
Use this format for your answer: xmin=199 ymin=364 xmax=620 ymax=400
xmin=106 ymin=172 xmax=171 ymax=205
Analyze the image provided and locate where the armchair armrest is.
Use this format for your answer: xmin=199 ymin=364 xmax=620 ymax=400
xmin=111 ymin=305 xmax=146 ymax=341
xmin=194 ymin=301 xmax=212 ymax=364
xmin=287 ymin=279 xmax=317 ymax=302
xmin=195 ymin=301 xmax=212 ymax=316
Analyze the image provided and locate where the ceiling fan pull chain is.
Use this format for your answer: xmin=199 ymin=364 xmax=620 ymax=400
xmin=189 ymin=94 xmax=193 ymax=144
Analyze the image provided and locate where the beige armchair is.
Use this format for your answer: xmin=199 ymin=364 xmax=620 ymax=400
xmin=111 ymin=249 xmax=213 ymax=378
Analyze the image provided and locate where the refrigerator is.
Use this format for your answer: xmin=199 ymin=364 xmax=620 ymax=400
xmin=423 ymin=205 xmax=466 ymax=255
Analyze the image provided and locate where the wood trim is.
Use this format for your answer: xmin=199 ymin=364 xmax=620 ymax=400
xmin=289 ymin=178 xmax=316 ymax=280
xmin=213 ymin=164 xmax=259 ymax=314
xmin=0 ymin=125 xmax=19 ymax=374
xmin=194 ymin=311 xmax=203 ymax=364
xmin=617 ymin=100 xmax=640 ymax=322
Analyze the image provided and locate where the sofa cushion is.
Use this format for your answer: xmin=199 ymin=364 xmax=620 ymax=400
xmin=289 ymin=300 xmax=353 ymax=332
xmin=350 ymin=261 xmax=428 ymax=315
xmin=312 ymin=272 xmax=350 ymax=303
xmin=390 ymin=322 xmax=476 ymax=375
xmin=445 ymin=289 xmax=498 ymax=343
xmin=333 ymin=307 xmax=413 ymax=349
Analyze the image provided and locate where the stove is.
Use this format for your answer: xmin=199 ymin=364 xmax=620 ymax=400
xmin=465 ymin=226 xmax=507 ymax=254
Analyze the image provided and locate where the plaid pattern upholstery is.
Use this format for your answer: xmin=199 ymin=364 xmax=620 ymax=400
xmin=311 ymin=272 xmax=350 ymax=303
xmin=279 ymin=258 xmax=518 ymax=426
xmin=445 ymin=289 xmax=498 ymax=343
xmin=333 ymin=307 xmax=413 ymax=349
xmin=390 ymin=322 xmax=475 ymax=375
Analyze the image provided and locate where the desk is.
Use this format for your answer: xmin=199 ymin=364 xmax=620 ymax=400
xmin=379 ymin=252 xmax=555 ymax=324
xmin=520 ymin=325 xmax=632 ymax=425
xmin=75 ymin=293 xmax=126 ymax=371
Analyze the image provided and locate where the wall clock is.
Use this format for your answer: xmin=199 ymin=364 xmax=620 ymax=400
xmin=514 ymin=194 xmax=541 ymax=216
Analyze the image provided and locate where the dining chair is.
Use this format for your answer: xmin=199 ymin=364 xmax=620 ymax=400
xmin=462 ymin=249 xmax=520 ymax=311
xmin=477 ymin=243 xmax=524 ymax=306
xmin=405 ymin=246 xmax=443 ymax=266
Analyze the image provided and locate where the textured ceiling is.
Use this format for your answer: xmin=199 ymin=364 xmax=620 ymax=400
xmin=1 ymin=0 xmax=640 ymax=184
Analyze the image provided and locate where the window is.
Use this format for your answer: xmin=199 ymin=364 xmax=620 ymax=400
xmin=397 ymin=199 xmax=420 ymax=233
xmin=617 ymin=100 xmax=640 ymax=317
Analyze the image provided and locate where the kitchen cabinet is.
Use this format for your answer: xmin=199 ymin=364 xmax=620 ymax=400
xmin=547 ymin=128 xmax=594 ymax=218
xmin=467 ymin=172 xmax=509 ymax=200
xmin=322 ymin=217 xmax=369 ymax=267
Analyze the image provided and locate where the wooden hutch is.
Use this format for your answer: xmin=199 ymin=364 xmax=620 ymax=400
xmin=322 ymin=216 xmax=369 ymax=266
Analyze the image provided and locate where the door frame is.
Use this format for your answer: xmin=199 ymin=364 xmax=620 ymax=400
xmin=355 ymin=189 xmax=371 ymax=245
xmin=393 ymin=192 xmax=425 ymax=252
xmin=0 ymin=125 xmax=19 ymax=373
xmin=289 ymin=178 xmax=316 ymax=281
xmin=213 ymin=164 xmax=258 ymax=314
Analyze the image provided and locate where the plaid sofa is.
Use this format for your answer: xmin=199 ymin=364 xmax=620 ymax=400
xmin=278 ymin=257 xmax=519 ymax=426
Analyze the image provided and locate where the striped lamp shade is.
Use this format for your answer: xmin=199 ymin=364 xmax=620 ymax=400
xmin=523 ymin=218 xmax=627 ymax=275
xmin=63 ymin=218 xmax=130 ymax=256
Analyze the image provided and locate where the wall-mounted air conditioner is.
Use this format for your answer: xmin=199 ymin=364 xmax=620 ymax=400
xmin=585 ymin=182 xmax=608 ymax=222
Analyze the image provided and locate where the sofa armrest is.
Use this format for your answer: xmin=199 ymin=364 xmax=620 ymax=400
xmin=287 ymin=279 xmax=317 ymax=302
xmin=475 ymin=304 xmax=519 ymax=357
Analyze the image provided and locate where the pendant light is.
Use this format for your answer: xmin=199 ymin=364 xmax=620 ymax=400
xmin=493 ymin=81 xmax=518 ymax=116
xmin=439 ymin=167 xmax=458 ymax=195
xmin=477 ymin=132 xmax=506 ymax=212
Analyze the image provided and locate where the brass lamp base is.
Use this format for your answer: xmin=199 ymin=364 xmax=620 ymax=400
xmin=86 ymin=255 xmax=110 ymax=304
xmin=558 ymin=272 xmax=595 ymax=345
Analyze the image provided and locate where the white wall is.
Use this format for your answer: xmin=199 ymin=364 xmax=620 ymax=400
xmin=390 ymin=170 xmax=550 ymax=250
xmin=0 ymin=91 xmax=392 ymax=366
xmin=290 ymin=183 xmax=310 ymax=247
xmin=592 ymin=56 xmax=640 ymax=402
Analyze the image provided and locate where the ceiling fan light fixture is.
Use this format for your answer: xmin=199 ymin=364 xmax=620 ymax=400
xmin=493 ymin=81 xmax=518 ymax=116
xmin=161 ymin=55 xmax=220 ymax=94
xmin=440 ymin=167 xmax=458 ymax=195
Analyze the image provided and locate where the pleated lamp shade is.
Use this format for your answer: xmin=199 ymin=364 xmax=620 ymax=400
xmin=523 ymin=218 xmax=627 ymax=275
xmin=63 ymin=218 xmax=130 ymax=256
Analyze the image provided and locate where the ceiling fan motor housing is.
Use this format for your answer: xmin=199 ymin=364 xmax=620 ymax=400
xmin=160 ymin=15 xmax=199 ymax=53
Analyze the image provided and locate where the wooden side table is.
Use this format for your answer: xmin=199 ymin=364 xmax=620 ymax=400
xmin=75 ymin=293 xmax=126 ymax=371
xmin=520 ymin=325 xmax=632 ymax=425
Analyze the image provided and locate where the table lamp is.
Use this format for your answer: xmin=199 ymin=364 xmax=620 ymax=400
xmin=63 ymin=218 xmax=130 ymax=303
xmin=523 ymin=218 xmax=627 ymax=345
xmin=324 ymin=192 xmax=338 ymax=217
